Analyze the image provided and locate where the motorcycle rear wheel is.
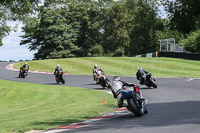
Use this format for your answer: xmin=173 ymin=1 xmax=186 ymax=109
xmin=149 ymin=78 xmax=157 ymax=88
xmin=127 ymin=98 xmax=143 ymax=117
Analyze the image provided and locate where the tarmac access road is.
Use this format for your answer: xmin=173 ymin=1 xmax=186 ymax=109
xmin=1 ymin=62 xmax=200 ymax=133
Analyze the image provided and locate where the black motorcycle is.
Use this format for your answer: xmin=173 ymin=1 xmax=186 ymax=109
xmin=55 ymin=72 xmax=65 ymax=84
xmin=18 ymin=67 xmax=29 ymax=78
xmin=136 ymin=69 xmax=157 ymax=88
xmin=122 ymin=85 xmax=147 ymax=117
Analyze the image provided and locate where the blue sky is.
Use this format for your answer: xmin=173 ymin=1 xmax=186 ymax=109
xmin=0 ymin=21 xmax=36 ymax=61
xmin=0 ymin=5 xmax=167 ymax=61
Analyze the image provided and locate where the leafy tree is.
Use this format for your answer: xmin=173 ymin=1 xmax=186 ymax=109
xmin=75 ymin=0 xmax=114 ymax=56
xmin=112 ymin=47 xmax=124 ymax=57
xmin=102 ymin=0 xmax=136 ymax=56
xmin=20 ymin=0 xmax=170 ymax=59
xmin=0 ymin=0 xmax=40 ymax=46
xmin=129 ymin=0 xmax=162 ymax=55
xmin=181 ymin=29 xmax=200 ymax=54
xmin=21 ymin=0 xmax=114 ymax=59
xmin=156 ymin=29 xmax=185 ymax=44
xmin=162 ymin=0 xmax=200 ymax=33
xmin=156 ymin=19 xmax=185 ymax=43
xmin=88 ymin=44 xmax=104 ymax=57
xmin=20 ymin=1 xmax=81 ymax=59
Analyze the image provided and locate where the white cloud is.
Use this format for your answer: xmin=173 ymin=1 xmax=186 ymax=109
xmin=0 ymin=21 xmax=37 ymax=61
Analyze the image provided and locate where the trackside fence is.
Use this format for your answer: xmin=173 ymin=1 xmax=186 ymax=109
xmin=135 ymin=51 xmax=200 ymax=61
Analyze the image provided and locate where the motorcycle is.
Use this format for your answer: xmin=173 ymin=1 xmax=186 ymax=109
xmin=121 ymin=85 xmax=147 ymax=117
xmin=99 ymin=75 xmax=111 ymax=89
xmin=137 ymin=71 xmax=157 ymax=88
xmin=55 ymin=72 xmax=65 ymax=84
xmin=95 ymin=71 xmax=111 ymax=89
xmin=18 ymin=67 xmax=29 ymax=78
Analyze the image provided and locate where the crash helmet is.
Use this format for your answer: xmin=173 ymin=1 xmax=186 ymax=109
xmin=138 ymin=66 xmax=142 ymax=71
xmin=57 ymin=64 xmax=60 ymax=67
xmin=113 ymin=76 xmax=120 ymax=81
xmin=25 ymin=62 xmax=28 ymax=65
xmin=94 ymin=64 xmax=97 ymax=68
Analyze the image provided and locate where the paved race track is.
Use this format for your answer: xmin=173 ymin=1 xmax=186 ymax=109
xmin=1 ymin=62 xmax=200 ymax=133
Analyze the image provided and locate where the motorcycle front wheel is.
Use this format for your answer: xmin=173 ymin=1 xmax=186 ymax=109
xmin=62 ymin=78 xmax=65 ymax=84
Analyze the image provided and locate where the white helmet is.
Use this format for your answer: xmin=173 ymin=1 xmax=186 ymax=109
xmin=25 ymin=62 xmax=28 ymax=65
xmin=57 ymin=64 xmax=60 ymax=67
xmin=113 ymin=76 xmax=120 ymax=81
xmin=138 ymin=66 xmax=142 ymax=71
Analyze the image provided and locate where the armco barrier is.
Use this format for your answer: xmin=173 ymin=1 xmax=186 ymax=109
xmin=158 ymin=51 xmax=200 ymax=60
xmin=135 ymin=51 xmax=158 ymax=57
xmin=136 ymin=51 xmax=200 ymax=61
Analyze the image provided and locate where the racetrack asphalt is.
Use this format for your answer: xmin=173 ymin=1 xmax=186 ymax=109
xmin=1 ymin=62 xmax=200 ymax=133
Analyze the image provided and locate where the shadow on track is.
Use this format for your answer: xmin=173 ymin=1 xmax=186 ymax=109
xmin=139 ymin=86 xmax=157 ymax=90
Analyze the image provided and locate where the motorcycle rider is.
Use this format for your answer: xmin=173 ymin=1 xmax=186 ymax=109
xmin=111 ymin=76 xmax=140 ymax=108
xmin=136 ymin=66 xmax=149 ymax=85
xmin=20 ymin=62 xmax=29 ymax=71
xmin=93 ymin=64 xmax=101 ymax=72
xmin=54 ymin=64 xmax=63 ymax=80
xmin=96 ymin=70 xmax=107 ymax=85
xmin=19 ymin=62 xmax=29 ymax=77
xmin=92 ymin=64 xmax=104 ymax=83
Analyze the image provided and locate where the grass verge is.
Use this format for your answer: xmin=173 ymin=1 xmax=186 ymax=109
xmin=0 ymin=79 xmax=116 ymax=133
xmin=14 ymin=57 xmax=200 ymax=78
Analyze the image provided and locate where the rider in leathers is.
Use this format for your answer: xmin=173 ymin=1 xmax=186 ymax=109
xmin=136 ymin=66 xmax=149 ymax=85
xmin=111 ymin=76 xmax=137 ymax=108
xmin=20 ymin=62 xmax=29 ymax=72
xmin=112 ymin=76 xmax=148 ymax=114
xmin=19 ymin=62 xmax=29 ymax=77
xmin=92 ymin=64 xmax=105 ymax=84
xmin=54 ymin=64 xmax=63 ymax=79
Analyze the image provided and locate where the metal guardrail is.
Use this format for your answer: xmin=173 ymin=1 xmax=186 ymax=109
xmin=135 ymin=51 xmax=200 ymax=60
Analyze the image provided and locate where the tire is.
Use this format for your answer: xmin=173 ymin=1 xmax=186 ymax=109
xmin=107 ymin=83 xmax=111 ymax=89
xmin=22 ymin=73 xmax=25 ymax=78
xmin=127 ymin=98 xmax=143 ymax=117
xmin=56 ymin=78 xmax=59 ymax=84
xmin=62 ymin=79 xmax=65 ymax=84
xmin=149 ymin=78 xmax=157 ymax=88
xmin=105 ymin=78 xmax=111 ymax=89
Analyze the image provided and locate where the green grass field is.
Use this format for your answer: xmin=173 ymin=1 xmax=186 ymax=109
xmin=0 ymin=79 xmax=116 ymax=133
xmin=15 ymin=57 xmax=200 ymax=78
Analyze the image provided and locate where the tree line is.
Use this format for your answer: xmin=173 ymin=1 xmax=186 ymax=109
xmin=1 ymin=0 xmax=200 ymax=59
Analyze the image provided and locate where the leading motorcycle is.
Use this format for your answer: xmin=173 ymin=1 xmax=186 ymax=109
xmin=18 ymin=67 xmax=29 ymax=78
xmin=55 ymin=72 xmax=65 ymax=84
xmin=122 ymin=85 xmax=147 ymax=117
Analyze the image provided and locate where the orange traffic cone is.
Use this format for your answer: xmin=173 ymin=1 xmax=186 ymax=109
xmin=104 ymin=99 xmax=106 ymax=104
